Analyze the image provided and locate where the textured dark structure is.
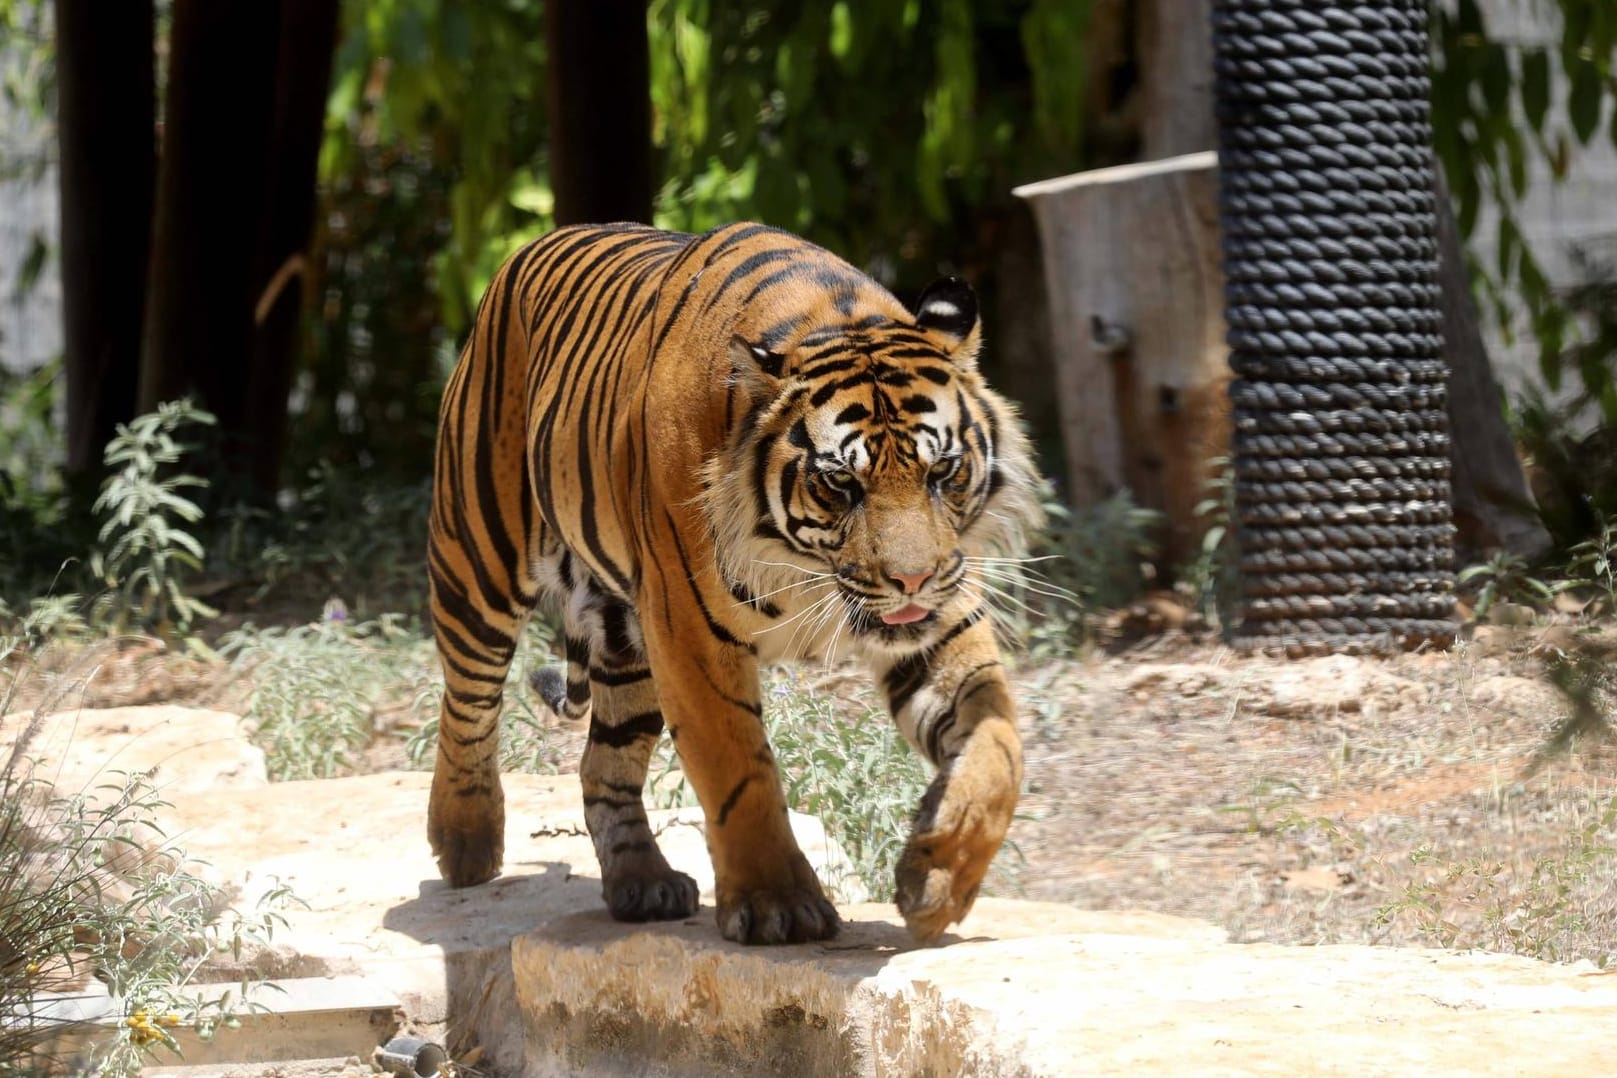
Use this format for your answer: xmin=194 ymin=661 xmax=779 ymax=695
xmin=1212 ymin=0 xmax=1456 ymax=655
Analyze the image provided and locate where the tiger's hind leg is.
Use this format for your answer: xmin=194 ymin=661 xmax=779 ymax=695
xmin=425 ymin=492 xmax=543 ymax=889
xmin=566 ymin=579 xmax=699 ymax=922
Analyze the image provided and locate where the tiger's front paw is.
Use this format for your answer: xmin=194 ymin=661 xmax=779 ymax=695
xmin=604 ymin=865 xmax=701 ymax=922
xmin=428 ymin=771 xmax=504 ymax=887
xmin=715 ymin=871 xmax=841 ymax=945
xmin=895 ymin=739 xmax=1019 ymax=942
xmin=894 ymin=816 xmax=995 ymax=943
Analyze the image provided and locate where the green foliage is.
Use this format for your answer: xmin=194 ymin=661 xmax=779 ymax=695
xmin=1509 ymin=254 xmax=1617 ymax=553
xmin=0 ymin=364 xmax=78 ymax=605
xmin=322 ymin=0 xmax=551 ymax=334
xmin=1024 ymin=489 xmax=1162 ymax=653
xmin=762 ymin=671 xmax=929 ymax=896
xmin=1565 ymin=514 xmax=1617 ymax=610
xmin=1432 ymin=0 xmax=1617 ymax=395
xmin=0 ymin=0 xmax=54 ymax=186
xmin=1178 ymin=458 xmax=1238 ymax=627
xmin=217 ymin=467 xmax=434 ymax=621
xmin=649 ymin=0 xmax=1091 ymax=280
xmin=306 ymin=0 xmax=551 ymax=482
xmin=89 ymin=401 xmax=218 ymax=636
xmin=309 ymin=1 xmax=1096 ymax=485
xmin=219 ymin=611 xmax=441 ymax=781
xmin=1457 ymin=550 xmax=1566 ymax=620
xmin=0 ymin=707 xmax=294 ymax=1074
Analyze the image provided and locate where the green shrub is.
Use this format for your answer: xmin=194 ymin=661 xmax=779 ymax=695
xmin=0 ymin=709 xmax=292 ymax=1075
xmin=90 ymin=401 xmax=218 ymax=636
xmin=219 ymin=610 xmax=442 ymax=781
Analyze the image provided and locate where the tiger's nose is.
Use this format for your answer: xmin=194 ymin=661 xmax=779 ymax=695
xmin=889 ymin=568 xmax=934 ymax=595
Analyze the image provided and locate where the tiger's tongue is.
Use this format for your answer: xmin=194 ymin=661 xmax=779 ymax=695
xmin=881 ymin=604 xmax=930 ymax=626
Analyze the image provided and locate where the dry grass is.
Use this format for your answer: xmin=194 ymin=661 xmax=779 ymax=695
xmin=1000 ymin=629 xmax=1617 ymax=967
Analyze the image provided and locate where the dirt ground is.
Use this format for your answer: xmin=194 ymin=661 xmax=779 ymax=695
xmin=1001 ymin=627 xmax=1617 ymax=965
xmin=13 ymin=617 xmax=1617 ymax=973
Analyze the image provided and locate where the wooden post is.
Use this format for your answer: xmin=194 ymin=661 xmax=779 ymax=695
xmin=1014 ymin=152 xmax=1228 ymax=573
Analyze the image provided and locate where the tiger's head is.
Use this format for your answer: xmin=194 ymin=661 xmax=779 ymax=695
xmin=704 ymin=276 xmax=1044 ymax=659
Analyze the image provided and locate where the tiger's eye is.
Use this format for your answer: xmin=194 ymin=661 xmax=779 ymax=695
xmin=821 ymin=467 xmax=861 ymax=497
xmin=929 ymin=456 xmax=961 ymax=483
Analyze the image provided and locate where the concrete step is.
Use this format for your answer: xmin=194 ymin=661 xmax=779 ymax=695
xmin=32 ymin=975 xmax=401 ymax=1070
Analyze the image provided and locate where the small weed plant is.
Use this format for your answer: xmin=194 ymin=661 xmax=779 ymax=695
xmin=90 ymin=401 xmax=218 ymax=636
xmin=1565 ymin=515 xmax=1617 ymax=612
xmin=1457 ymin=550 xmax=1566 ymax=620
xmin=0 ymin=654 xmax=294 ymax=1074
xmin=220 ymin=464 xmax=434 ymax=618
xmin=1177 ymin=458 xmax=1239 ymax=627
xmin=1023 ymin=489 xmax=1161 ymax=655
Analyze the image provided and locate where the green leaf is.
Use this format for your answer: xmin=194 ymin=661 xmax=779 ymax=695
xmin=1520 ymin=49 xmax=1550 ymax=132
xmin=1480 ymin=44 xmax=1510 ymax=116
xmin=1503 ymin=123 xmax=1528 ymax=198
xmin=1495 ymin=215 xmax=1518 ymax=280
xmin=828 ymin=2 xmax=852 ymax=62
xmin=1568 ymin=59 xmax=1602 ymax=143
xmin=13 ymin=233 xmax=46 ymax=300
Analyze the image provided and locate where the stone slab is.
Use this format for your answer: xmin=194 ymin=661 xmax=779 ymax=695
xmin=511 ymin=899 xmax=1617 ymax=1077
xmin=158 ymin=769 xmax=864 ymax=1070
xmin=36 ymin=975 xmax=401 ymax=1069
xmin=2 ymin=705 xmax=268 ymax=796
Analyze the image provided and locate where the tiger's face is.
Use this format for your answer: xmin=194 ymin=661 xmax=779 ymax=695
xmin=707 ymin=277 xmax=1041 ymax=660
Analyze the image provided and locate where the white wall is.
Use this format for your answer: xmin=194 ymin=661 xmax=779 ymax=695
xmin=0 ymin=47 xmax=62 ymax=377
xmin=1467 ymin=0 xmax=1617 ymax=397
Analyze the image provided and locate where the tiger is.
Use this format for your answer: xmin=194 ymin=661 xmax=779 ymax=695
xmin=426 ymin=221 xmax=1043 ymax=945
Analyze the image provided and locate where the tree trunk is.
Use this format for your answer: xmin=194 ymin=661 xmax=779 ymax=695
xmin=1015 ymin=153 xmax=1229 ymax=573
xmin=1434 ymin=169 xmax=1552 ymax=561
xmin=545 ymin=0 xmax=652 ymax=226
xmin=139 ymin=0 xmax=281 ymax=498
xmin=54 ymin=0 xmax=155 ymax=488
xmin=1137 ymin=0 xmax=1216 ymax=160
xmin=246 ymin=0 xmax=341 ymax=496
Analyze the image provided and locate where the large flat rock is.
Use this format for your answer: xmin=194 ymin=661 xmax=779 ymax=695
xmin=3 ymin=705 xmax=268 ymax=795
xmin=158 ymin=769 xmax=863 ymax=1069
xmin=513 ymin=901 xmax=1617 ymax=1077
xmin=16 ymin=707 xmax=1617 ymax=1076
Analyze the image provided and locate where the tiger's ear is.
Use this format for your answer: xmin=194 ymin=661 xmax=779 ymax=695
xmin=729 ymin=336 xmax=787 ymax=399
xmin=914 ymin=276 xmax=981 ymax=369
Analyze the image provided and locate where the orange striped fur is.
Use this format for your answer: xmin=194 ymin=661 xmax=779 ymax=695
xmin=427 ymin=222 xmax=1042 ymax=943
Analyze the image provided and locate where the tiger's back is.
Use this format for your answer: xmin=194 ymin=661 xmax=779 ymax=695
xmin=428 ymin=222 xmax=1041 ymax=944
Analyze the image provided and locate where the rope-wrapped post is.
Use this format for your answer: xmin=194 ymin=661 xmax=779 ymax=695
xmin=1212 ymin=0 xmax=1456 ymax=656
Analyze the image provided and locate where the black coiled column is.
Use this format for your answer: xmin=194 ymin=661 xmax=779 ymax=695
xmin=1213 ymin=0 xmax=1456 ymax=656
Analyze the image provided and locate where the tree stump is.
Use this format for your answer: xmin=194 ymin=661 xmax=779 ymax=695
xmin=1014 ymin=152 xmax=1228 ymax=573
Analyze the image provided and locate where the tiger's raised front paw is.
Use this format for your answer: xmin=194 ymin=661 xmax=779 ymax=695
xmin=894 ymin=786 xmax=1012 ymax=943
xmin=894 ymin=834 xmax=985 ymax=943
xmin=716 ymin=886 xmax=840 ymax=945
